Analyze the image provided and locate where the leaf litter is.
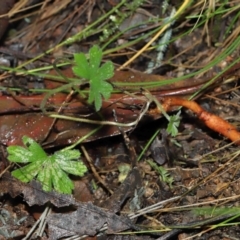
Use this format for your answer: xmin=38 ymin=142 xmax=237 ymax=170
xmin=1 ymin=1 xmax=240 ymax=240
xmin=0 ymin=169 xmax=144 ymax=239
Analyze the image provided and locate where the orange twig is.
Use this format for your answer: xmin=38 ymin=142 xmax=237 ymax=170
xmin=164 ymin=97 xmax=240 ymax=145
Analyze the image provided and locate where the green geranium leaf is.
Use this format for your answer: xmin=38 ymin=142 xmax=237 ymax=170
xmin=98 ymin=61 xmax=114 ymax=81
xmin=89 ymin=45 xmax=102 ymax=71
xmin=72 ymin=52 xmax=90 ymax=79
xmin=7 ymin=136 xmax=88 ymax=194
xmin=73 ymin=45 xmax=114 ymax=111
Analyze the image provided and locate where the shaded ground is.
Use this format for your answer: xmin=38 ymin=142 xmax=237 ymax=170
xmin=0 ymin=1 xmax=240 ymax=239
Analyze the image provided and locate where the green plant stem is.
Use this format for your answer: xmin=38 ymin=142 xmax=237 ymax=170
xmin=62 ymin=126 xmax=103 ymax=151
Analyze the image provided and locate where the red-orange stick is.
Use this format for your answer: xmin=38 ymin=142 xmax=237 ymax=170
xmin=163 ymin=97 xmax=240 ymax=145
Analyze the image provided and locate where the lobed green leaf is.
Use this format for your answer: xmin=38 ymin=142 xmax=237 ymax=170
xmin=11 ymin=161 xmax=42 ymax=182
xmin=22 ymin=136 xmax=47 ymax=159
xmin=98 ymin=61 xmax=114 ymax=81
xmin=7 ymin=146 xmax=33 ymax=163
xmin=37 ymin=164 xmax=52 ymax=192
xmin=89 ymin=45 xmax=102 ymax=71
xmin=72 ymin=52 xmax=90 ymax=79
xmin=72 ymin=45 xmax=114 ymax=111
xmin=60 ymin=160 xmax=87 ymax=176
xmin=56 ymin=149 xmax=81 ymax=162
xmin=51 ymin=167 xmax=74 ymax=194
xmin=8 ymin=136 xmax=88 ymax=194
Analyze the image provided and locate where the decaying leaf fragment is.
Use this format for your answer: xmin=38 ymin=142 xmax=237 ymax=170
xmin=47 ymin=202 xmax=133 ymax=239
xmin=0 ymin=173 xmax=139 ymax=239
xmin=0 ymin=173 xmax=76 ymax=207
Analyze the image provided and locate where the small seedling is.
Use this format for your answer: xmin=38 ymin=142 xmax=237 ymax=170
xmin=166 ymin=110 xmax=181 ymax=137
xmin=147 ymin=159 xmax=174 ymax=188
xmin=72 ymin=45 xmax=114 ymax=111
xmin=145 ymin=92 xmax=181 ymax=137
xmin=7 ymin=136 xmax=87 ymax=194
